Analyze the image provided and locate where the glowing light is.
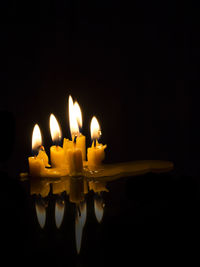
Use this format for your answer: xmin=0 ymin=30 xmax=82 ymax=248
xmin=94 ymin=195 xmax=104 ymax=223
xmin=32 ymin=124 xmax=42 ymax=153
xmin=90 ymin=116 xmax=101 ymax=141
xmin=50 ymin=114 xmax=62 ymax=144
xmin=35 ymin=200 xmax=46 ymax=229
xmin=55 ymin=199 xmax=65 ymax=229
xmin=75 ymin=201 xmax=87 ymax=254
xmin=69 ymin=95 xmax=79 ymax=138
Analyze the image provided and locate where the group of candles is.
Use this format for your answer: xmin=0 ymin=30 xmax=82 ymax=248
xmin=28 ymin=95 xmax=107 ymax=178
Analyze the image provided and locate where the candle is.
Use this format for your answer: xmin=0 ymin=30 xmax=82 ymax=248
xmin=63 ymin=95 xmax=86 ymax=164
xmin=28 ymin=124 xmax=49 ymax=177
xmin=87 ymin=116 xmax=107 ymax=170
xmin=65 ymin=96 xmax=83 ymax=176
xmin=49 ymin=114 xmax=65 ymax=168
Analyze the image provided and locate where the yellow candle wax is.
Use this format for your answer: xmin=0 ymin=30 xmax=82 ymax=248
xmin=76 ymin=134 xmax=86 ymax=161
xmin=40 ymin=167 xmax=69 ymax=178
xmin=69 ymin=177 xmax=84 ymax=203
xmin=66 ymin=95 xmax=84 ymax=176
xmin=63 ymin=138 xmax=74 ymax=165
xmin=28 ymin=156 xmax=45 ymax=177
xmin=49 ymin=114 xmax=67 ymax=169
xmin=52 ymin=178 xmax=70 ymax=195
xmin=50 ymin=145 xmax=65 ymax=168
xmin=30 ymin=178 xmax=50 ymax=197
xmin=63 ymin=134 xmax=86 ymax=163
xmin=29 ymin=124 xmax=49 ymax=177
xmin=87 ymin=141 xmax=107 ymax=169
xmin=87 ymin=116 xmax=107 ymax=170
xmin=37 ymin=148 xmax=50 ymax=167
xmin=67 ymin=146 xmax=83 ymax=177
xmin=28 ymin=148 xmax=50 ymax=177
xmin=89 ymin=180 xmax=108 ymax=193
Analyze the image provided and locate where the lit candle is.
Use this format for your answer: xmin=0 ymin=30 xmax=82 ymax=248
xmin=28 ymin=124 xmax=49 ymax=177
xmin=87 ymin=116 xmax=107 ymax=170
xmin=65 ymin=96 xmax=83 ymax=176
xmin=49 ymin=114 xmax=65 ymax=168
xmin=63 ymin=95 xmax=86 ymax=164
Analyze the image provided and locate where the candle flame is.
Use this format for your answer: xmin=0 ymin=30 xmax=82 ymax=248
xmin=94 ymin=194 xmax=104 ymax=223
xmin=55 ymin=199 xmax=65 ymax=229
xmin=32 ymin=124 xmax=42 ymax=153
xmin=74 ymin=101 xmax=82 ymax=128
xmin=50 ymin=114 xmax=62 ymax=144
xmin=90 ymin=116 xmax=101 ymax=141
xmin=69 ymin=95 xmax=80 ymax=138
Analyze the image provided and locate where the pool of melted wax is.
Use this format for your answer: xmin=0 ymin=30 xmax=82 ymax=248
xmin=20 ymin=160 xmax=174 ymax=181
xmin=83 ymin=160 xmax=174 ymax=181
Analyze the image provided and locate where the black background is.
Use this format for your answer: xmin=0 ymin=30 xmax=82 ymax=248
xmin=1 ymin=0 xmax=198 ymax=175
xmin=0 ymin=0 xmax=200 ymax=265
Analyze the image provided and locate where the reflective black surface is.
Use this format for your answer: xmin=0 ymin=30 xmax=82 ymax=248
xmin=0 ymin=170 xmax=199 ymax=265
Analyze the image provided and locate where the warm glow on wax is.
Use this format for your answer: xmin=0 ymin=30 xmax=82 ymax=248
xmin=50 ymin=114 xmax=62 ymax=144
xmin=69 ymin=95 xmax=79 ymax=138
xmin=32 ymin=124 xmax=42 ymax=152
xmin=90 ymin=116 xmax=101 ymax=141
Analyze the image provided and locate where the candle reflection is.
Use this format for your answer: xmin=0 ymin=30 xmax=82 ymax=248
xmin=30 ymin=177 xmax=107 ymax=233
xmin=94 ymin=194 xmax=105 ymax=223
xmin=35 ymin=197 xmax=47 ymax=229
xmin=75 ymin=200 xmax=87 ymax=254
xmin=55 ymin=196 xmax=65 ymax=229
xmin=22 ymin=160 xmax=174 ymax=254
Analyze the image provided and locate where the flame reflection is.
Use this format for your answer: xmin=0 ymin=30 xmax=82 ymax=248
xmin=35 ymin=198 xmax=47 ymax=229
xmin=75 ymin=200 xmax=87 ymax=254
xmin=55 ymin=197 xmax=65 ymax=229
xmin=94 ymin=194 xmax=105 ymax=223
xmin=29 ymin=176 xmax=107 ymax=253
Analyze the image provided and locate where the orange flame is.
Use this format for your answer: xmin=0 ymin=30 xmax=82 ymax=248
xmin=90 ymin=116 xmax=101 ymax=141
xmin=32 ymin=124 xmax=42 ymax=153
xmin=74 ymin=101 xmax=82 ymax=128
xmin=68 ymin=95 xmax=83 ymax=139
xmin=69 ymin=95 xmax=79 ymax=138
xmin=50 ymin=114 xmax=62 ymax=144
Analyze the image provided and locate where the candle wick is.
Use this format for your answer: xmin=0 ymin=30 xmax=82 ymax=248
xmin=74 ymin=135 xmax=77 ymax=144
xmin=94 ymin=139 xmax=96 ymax=148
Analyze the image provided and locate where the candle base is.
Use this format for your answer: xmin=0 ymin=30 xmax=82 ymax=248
xmin=21 ymin=160 xmax=174 ymax=181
